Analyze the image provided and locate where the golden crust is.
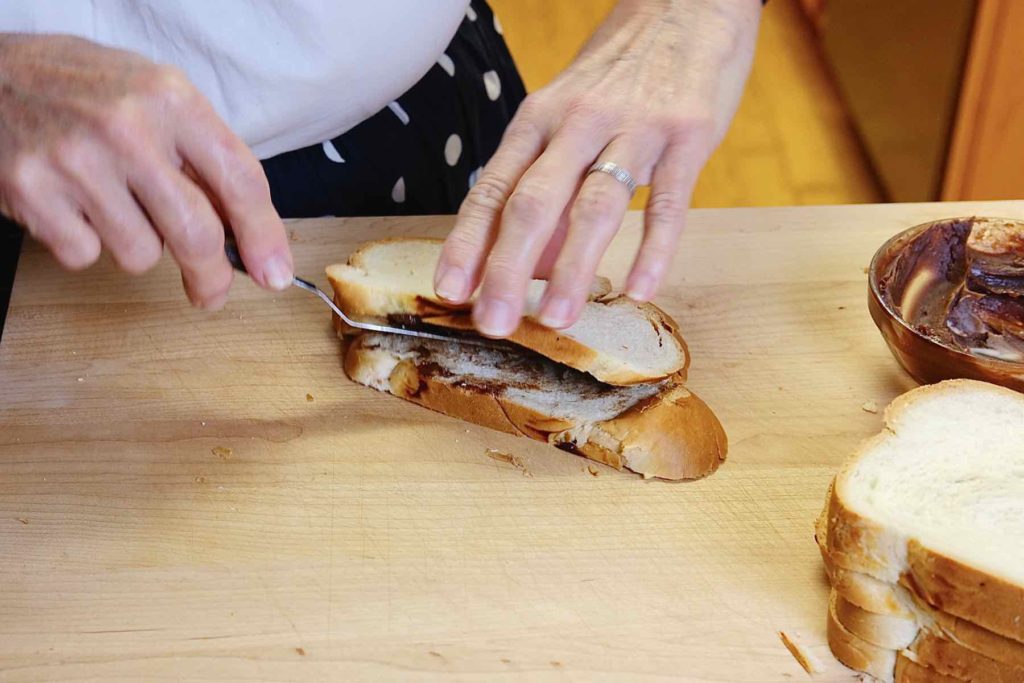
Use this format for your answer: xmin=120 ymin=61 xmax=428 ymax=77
xmin=422 ymin=298 xmax=689 ymax=386
xmin=593 ymin=384 xmax=725 ymax=480
xmin=894 ymin=654 xmax=963 ymax=683
xmin=826 ymin=592 xmax=898 ymax=681
xmin=326 ymin=238 xmax=685 ymax=385
xmin=822 ymin=380 xmax=1024 ymax=643
xmin=342 ymin=336 xmax=725 ymax=481
xmin=826 ymin=473 xmax=1024 ymax=644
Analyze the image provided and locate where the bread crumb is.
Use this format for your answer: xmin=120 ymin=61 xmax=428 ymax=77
xmin=295 ymin=647 xmax=306 ymax=656
xmin=212 ymin=446 xmax=233 ymax=460
xmin=485 ymin=449 xmax=532 ymax=477
xmin=837 ymin=306 xmax=846 ymax=310
xmin=201 ymin=421 xmax=207 ymax=427
xmin=194 ymin=476 xmax=208 ymax=484
xmin=306 ymin=393 xmax=314 ymax=402
xmin=500 ymin=658 xmax=511 ymax=664
xmin=862 ymin=266 xmax=869 ymax=274
xmin=15 ymin=517 xmax=28 ymax=525
xmin=861 ymin=400 xmax=879 ymax=414
xmin=550 ymin=661 xmax=563 ymax=668
xmin=289 ymin=230 xmax=301 ymax=242
xmin=428 ymin=651 xmax=444 ymax=659
xmin=76 ymin=377 xmax=84 ymax=382
xmin=587 ymin=465 xmax=600 ymax=477
xmin=778 ymin=631 xmax=818 ymax=675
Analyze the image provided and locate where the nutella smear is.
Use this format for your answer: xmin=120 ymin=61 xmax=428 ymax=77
xmin=878 ymin=218 xmax=1024 ymax=363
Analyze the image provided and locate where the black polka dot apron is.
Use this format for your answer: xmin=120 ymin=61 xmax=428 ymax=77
xmin=260 ymin=0 xmax=526 ymax=218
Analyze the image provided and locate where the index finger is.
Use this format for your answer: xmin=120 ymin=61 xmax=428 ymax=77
xmin=176 ymin=102 xmax=293 ymax=291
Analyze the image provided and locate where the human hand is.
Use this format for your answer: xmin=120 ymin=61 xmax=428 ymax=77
xmin=435 ymin=0 xmax=761 ymax=336
xmin=0 ymin=34 xmax=292 ymax=309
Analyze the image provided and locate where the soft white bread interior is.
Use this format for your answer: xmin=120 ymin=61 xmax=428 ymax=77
xmin=343 ymin=332 xmax=726 ymax=480
xmin=821 ymin=379 xmax=1024 ymax=643
xmin=326 ymin=238 xmax=689 ymax=385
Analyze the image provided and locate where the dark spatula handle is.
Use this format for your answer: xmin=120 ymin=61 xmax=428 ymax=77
xmin=223 ymin=233 xmax=247 ymax=274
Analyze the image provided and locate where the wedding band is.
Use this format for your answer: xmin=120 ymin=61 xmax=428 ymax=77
xmin=588 ymin=161 xmax=639 ymax=196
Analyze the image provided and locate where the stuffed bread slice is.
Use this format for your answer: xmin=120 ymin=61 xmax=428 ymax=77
xmin=343 ymin=332 xmax=726 ymax=481
xmin=326 ymin=238 xmax=689 ymax=386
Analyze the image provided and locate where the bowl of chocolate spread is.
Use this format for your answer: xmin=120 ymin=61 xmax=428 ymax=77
xmin=869 ymin=216 xmax=1024 ymax=392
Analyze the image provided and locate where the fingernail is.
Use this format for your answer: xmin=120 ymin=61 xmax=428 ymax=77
xmin=263 ymin=255 xmax=293 ymax=291
xmin=476 ymin=299 xmax=515 ymax=337
xmin=627 ymin=275 xmax=655 ymax=302
xmin=538 ymin=297 xmax=573 ymax=328
xmin=435 ymin=266 xmax=467 ymax=301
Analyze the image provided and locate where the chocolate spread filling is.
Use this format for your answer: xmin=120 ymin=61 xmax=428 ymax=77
xmin=880 ymin=218 xmax=1024 ymax=362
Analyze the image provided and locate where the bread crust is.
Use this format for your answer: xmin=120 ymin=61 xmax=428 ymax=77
xmin=425 ymin=297 xmax=689 ymax=386
xmin=343 ymin=335 xmax=725 ymax=480
xmin=827 ymin=590 xmax=1022 ymax=682
xmin=823 ymin=380 xmax=1024 ymax=644
xmin=326 ymin=238 xmax=684 ymax=385
xmin=818 ymin=483 xmax=1024 ymax=676
xmin=894 ymin=654 xmax=963 ymax=683
xmin=826 ymin=592 xmax=898 ymax=682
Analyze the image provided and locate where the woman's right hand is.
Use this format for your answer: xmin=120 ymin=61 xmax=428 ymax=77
xmin=0 ymin=34 xmax=292 ymax=309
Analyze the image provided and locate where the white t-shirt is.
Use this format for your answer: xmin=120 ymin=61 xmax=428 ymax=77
xmin=0 ymin=1 xmax=470 ymax=158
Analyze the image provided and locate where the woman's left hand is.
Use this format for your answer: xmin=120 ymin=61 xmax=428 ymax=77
xmin=434 ymin=0 xmax=761 ymax=337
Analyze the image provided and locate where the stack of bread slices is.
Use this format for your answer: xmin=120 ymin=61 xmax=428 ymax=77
xmin=816 ymin=379 xmax=1024 ymax=681
xmin=325 ymin=238 xmax=727 ymax=480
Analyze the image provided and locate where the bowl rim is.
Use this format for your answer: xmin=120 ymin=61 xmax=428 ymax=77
xmin=868 ymin=215 xmax=1024 ymax=370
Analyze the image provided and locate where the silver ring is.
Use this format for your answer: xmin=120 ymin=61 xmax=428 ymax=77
xmin=588 ymin=161 xmax=639 ymax=196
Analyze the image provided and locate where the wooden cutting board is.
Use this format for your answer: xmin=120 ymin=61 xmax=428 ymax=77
xmin=2 ymin=201 xmax=1021 ymax=682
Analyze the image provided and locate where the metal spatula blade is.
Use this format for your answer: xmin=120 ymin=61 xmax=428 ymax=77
xmin=223 ymin=236 xmax=500 ymax=348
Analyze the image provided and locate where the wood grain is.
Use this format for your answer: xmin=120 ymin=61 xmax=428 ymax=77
xmin=3 ymin=201 xmax=1023 ymax=681
xmin=942 ymin=0 xmax=1024 ymax=201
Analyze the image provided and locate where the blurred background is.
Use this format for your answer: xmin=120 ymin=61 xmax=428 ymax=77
xmin=490 ymin=0 xmax=1023 ymax=209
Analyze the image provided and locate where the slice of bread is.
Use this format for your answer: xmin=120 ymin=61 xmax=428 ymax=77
xmin=343 ymin=332 xmax=726 ymax=480
xmin=821 ymin=379 xmax=1024 ymax=643
xmin=827 ymin=590 xmax=1023 ymax=682
xmin=326 ymin=238 xmax=689 ymax=385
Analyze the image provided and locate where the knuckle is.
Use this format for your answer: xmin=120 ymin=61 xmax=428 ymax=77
xmin=483 ymin=254 xmax=523 ymax=286
xmin=49 ymin=135 xmax=95 ymax=178
xmin=441 ymin=229 xmax=483 ymax=264
xmin=222 ymin=157 xmax=269 ymax=202
xmin=645 ymin=190 xmax=687 ymax=226
xmin=564 ymin=96 xmax=607 ymax=129
xmin=664 ymin=113 xmax=715 ymax=145
xmin=143 ymin=65 xmax=197 ymax=107
xmin=514 ymin=93 xmax=547 ymax=121
xmin=97 ymin=99 xmax=148 ymax=149
xmin=573 ymin=190 xmax=617 ymax=224
xmin=3 ymin=154 xmax=45 ymax=203
xmin=176 ymin=220 xmax=222 ymax=263
xmin=462 ymin=174 xmax=511 ymax=214
xmin=504 ymin=187 xmax=548 ymax=225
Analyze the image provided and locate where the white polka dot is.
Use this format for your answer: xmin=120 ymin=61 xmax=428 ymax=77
xmin=391 ymin=177 xmax=406 ymax=204
xmin=493 ymin=14 xmax=503 ymax=35
xmin=322 ymin=140 xmax=345 ymax=163
xmin=468 ymin=167 xmax=482 ymax=190
xmin=466 ymin=6 xmax=478 ymax=21
xmin=444 ymin=134 xmax=463 ymax=167
xmin=483 ymin=70 xmax=501 ymax=101
xmin=388 ymin=101 xmax=410 ymax=126
xmin=438 ymin=53 xmax=455 ymax=77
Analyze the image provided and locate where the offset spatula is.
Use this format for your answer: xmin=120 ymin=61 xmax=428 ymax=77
xmin=223 ymin=235 xmax=497 ymax=347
